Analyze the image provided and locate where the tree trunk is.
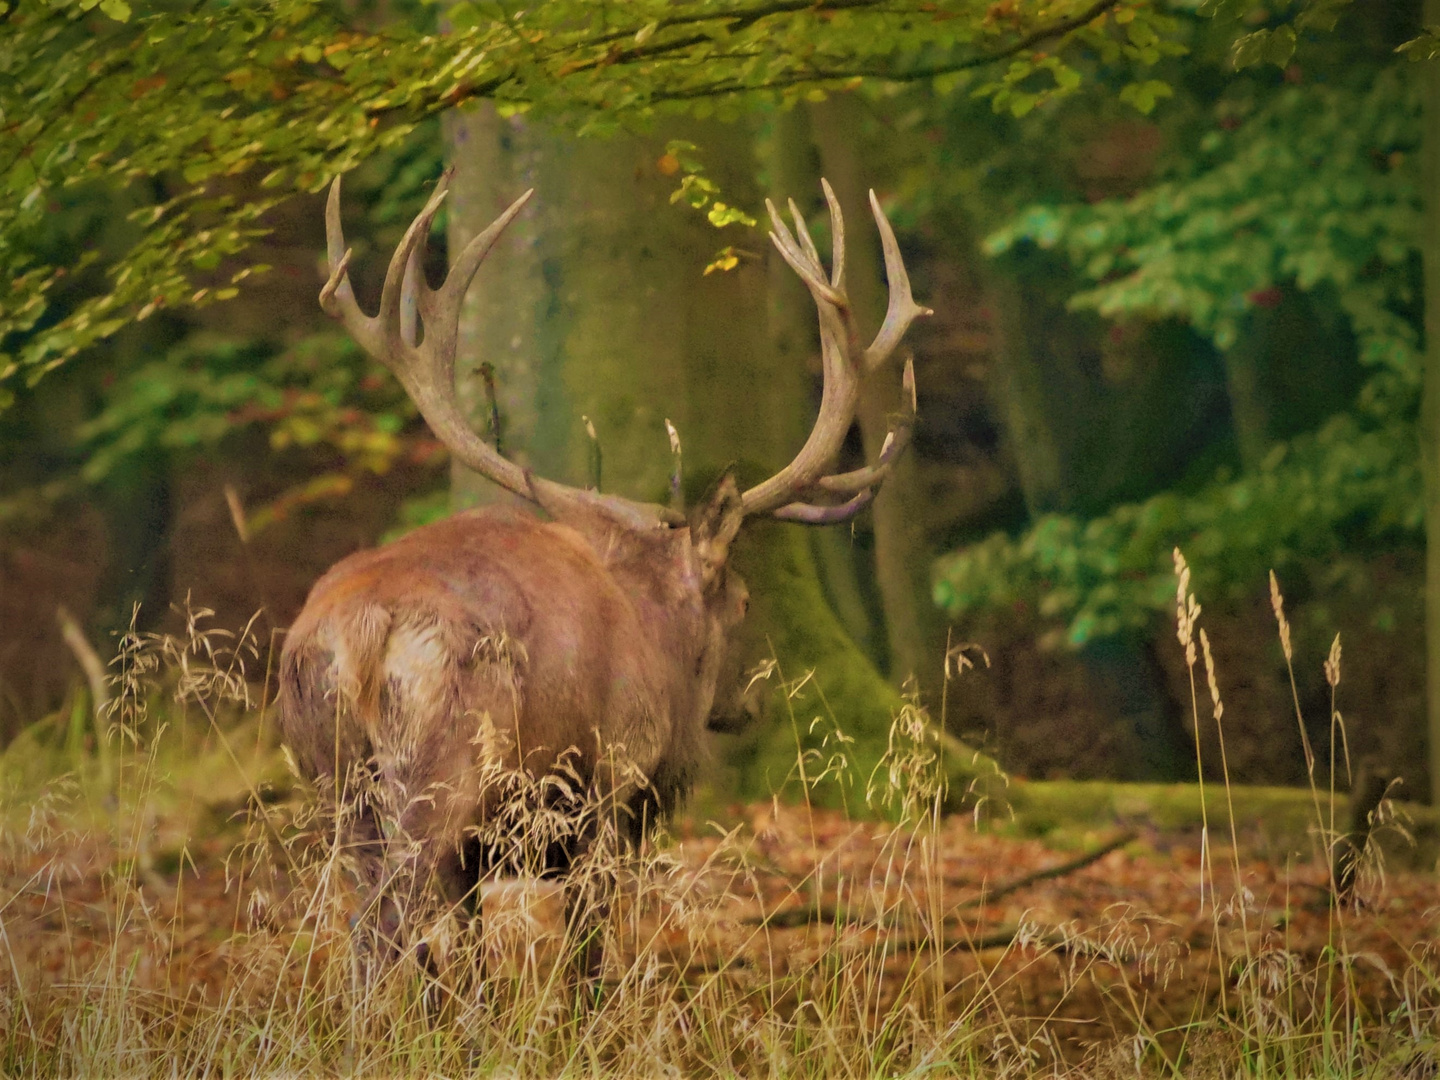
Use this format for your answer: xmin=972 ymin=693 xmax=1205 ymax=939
xmin=763 ymin=106 xmax=886 ymax=666
xmin=443 ymin=105 xmax=574 ymax=505
xmin=969 ymin=207 xmax=1189 ymax=778
xmin=1422 ymin=0 xmax=1440 ymax=805
xmin=443 ymin=108 xmax=992 ymax=800
xmin=983 ymin=269 xmax=1077 ymax=515
xmin=809 ymin=95 xmax=946 ymax=695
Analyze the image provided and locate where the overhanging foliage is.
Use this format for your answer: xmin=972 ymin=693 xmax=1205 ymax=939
xmin=935 ymin=61 xmax=1424 ymax=646
xmin=1 ymin=0 xmax=1192 ymax=404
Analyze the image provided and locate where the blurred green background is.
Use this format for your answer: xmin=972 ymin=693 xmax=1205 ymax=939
xmin=1 ymin=0 xmax=1430 ymax=800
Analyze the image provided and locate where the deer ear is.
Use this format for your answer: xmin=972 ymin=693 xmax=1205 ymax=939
xmin=691 ymin=473 xmax=745 ymax=590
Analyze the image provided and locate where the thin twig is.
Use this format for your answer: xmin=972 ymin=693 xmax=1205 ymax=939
xmin=957 ymin=830 xmax=1137 ymax=911
xmin=748 ymin=830 xmax=1136 ymax=928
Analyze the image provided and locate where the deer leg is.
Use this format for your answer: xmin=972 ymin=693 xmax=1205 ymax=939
xmin=370 ymin=761 xmax=493 ymax=979
xmin=305 ymin=759 xmax=400 ymax=963
xmin=557 ymin=782 xmax=634 ymax=992
xmin=352 ymin=833 xmax=419 ymax=963
xmin=562 ymin=848 xmax=610 ymax=992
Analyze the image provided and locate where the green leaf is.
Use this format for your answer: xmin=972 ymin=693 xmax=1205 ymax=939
xmin=1053 ymin=64 xmax=1082 ymax=92
xmin=1119 ymin=79 xmax=1173 ymax=115
xmin=1263 ymin=24 xmax=1297 ymax=66
xmin=1296 ymin=0 xmax=1352 ymax=33
xmin=1230 ymin=29 xmax=1271 ymax=69
xmin=1125 ymin=18 xmax=1158 ymax=50
xmin=1232 ymin=25 xmax=1297 ymax=70
xmin=1008 ymin=92 xmax=1038 ymax=118
xmin=706 ymin=202 xmax=757 ymax=229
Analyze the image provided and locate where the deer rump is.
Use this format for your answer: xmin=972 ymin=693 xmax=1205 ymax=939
xmin=278 ymin=504 xmax=720 ymax=921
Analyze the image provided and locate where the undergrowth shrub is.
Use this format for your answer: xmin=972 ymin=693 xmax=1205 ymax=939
xmin=0 ymin=581 xmax=1434 ymax=1078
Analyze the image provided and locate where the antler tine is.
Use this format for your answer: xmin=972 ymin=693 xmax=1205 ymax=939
xmin=376 ymin=174 xmax=451 ymax=336
xmin=322 ymin=177 xmax=355 ymax=308
xmin=413 ymin=186 xmax=533 ymax=368
xmin=319 ymin=245 xmax=352 ymax=312
xmin=787 ymin=197 xmax=824 ymax=272
xmin=863 ymin=189 xmax=933 ymax=372
xmin=744 ymin=184 xmax=927 ymax=523
xmin=820 ymin=178 xmax=845 ymax=293
xmin=321 ymin=176 xmax=385 ymax=361
xmin=814 ymin=358 xmax=916 ymax=497
xmin=766 ymin=198 xmax=843 ymax=306
xmin=773 ymin=489 xmax=874 ymax=524
xmin=435 ymin=188 xmax=533 ymax=321
xmin=400 ymin=244 xmax=422 ymax=348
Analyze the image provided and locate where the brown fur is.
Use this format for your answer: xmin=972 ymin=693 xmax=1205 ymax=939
xmin=278 ymin=491 xmax=746 ymax=935
xmin=295 ymin=170 xmax=921 ymax=966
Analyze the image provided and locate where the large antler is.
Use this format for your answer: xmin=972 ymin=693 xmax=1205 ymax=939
xmin=322 ymin=169 xmax=924 ymax=532
xmin=320 ymin=170 xmax=683 ymax=529
xmin=742 ymin=181 xmax=930 ymax=524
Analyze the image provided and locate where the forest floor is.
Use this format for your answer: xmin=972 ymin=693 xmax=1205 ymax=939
xmin=2 ymin=734 xmax=1437 ymax=1078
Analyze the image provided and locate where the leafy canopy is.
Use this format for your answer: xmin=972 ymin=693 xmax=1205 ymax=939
xmin=1 ymin=0 xmax=1190 ymax=405
xmin=936 ymin=60 xmax=1422 ymax=646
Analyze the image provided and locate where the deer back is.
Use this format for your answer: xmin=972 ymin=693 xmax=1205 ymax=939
xmin=278 ymin=504 xmax=719 ymax=845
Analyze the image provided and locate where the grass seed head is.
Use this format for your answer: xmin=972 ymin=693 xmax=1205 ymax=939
xmin=1269 ymin=569 xmax=1292 ymax=663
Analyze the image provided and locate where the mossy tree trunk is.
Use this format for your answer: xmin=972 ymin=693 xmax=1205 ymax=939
xmin=809 ymin=95 xmax=948 ymax=700
xmin=959 ymin=192 xmax=1195 ymax=779
xmin=982 ymin=266 xmax=1084 ymax=517
xmin=763 ymin=106 xmax=887 ymax=668
xmin=443 ymin=105 xmax=572 ymax=503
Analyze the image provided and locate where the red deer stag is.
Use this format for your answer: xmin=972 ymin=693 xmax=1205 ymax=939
xmin=278 ymin=167 xmax=929 ymax=961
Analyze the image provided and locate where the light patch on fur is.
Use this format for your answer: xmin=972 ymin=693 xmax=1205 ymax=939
xmin=377 ymin=620 xmax=452 ymax=767
xmin=321 ymin=603 xmax=391 ymax=723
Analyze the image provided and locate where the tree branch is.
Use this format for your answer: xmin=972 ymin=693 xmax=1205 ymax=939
xmin=955 ymin=830 xmax=1136 ymax=910
xmin=369 ymin=0 xmax=1123 ymax=119
xmin=746 ymin=831 xmax=1136 ymax=930
xmin=584 ymin=0 xmax=912 ymax=48
xmin=648 ymin=0 xmax=1123 ymax=102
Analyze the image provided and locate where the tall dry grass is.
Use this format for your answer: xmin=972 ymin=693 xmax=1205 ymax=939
xmin=0 ymin=563 xmax=1435 ymax=1078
